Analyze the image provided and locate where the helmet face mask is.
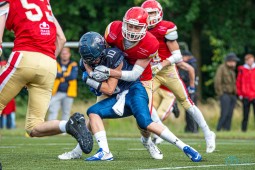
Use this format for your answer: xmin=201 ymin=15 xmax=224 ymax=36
xmin=79 ymin=32 xmax=106 ymax=66
xmin=141 ymin=0 xmax=163 ymax=27
xmin=122 ymin=7 xmax=149 ymax=42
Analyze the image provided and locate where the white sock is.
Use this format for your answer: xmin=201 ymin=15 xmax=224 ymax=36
xmin=73 ymin=144 xmax=82 ymax=155
xmin=187 ymin=105 xmax=211 ymax=137
xmin=141 ymin=136 xmax=152 ymax=143
xmin=59 ymin=120 xmax=67 ymax=133
xmin=94 ymin=131 xmax=110 ymax=153
xmin=160 ymin=128 xmax=186 ymax=150
xmin=151 ymin=107 xmax=165 ymax=126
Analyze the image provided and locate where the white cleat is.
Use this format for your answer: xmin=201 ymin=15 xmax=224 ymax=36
xmin=58 ymin=150 xmax=82 ymax=160
xmin=152 ymin=136 xmax=164 ymax=145
xmin=141 ymin=137 xmax=163 ymax=160
xmin=205 ymin=131 xmax=216 ymax=153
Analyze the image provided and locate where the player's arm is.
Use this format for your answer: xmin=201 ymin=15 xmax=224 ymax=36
xmin=161 ymin=27 xmax=183 ymax=67
xmin=54 ymin=18 xmax=66 ymax=57
xmin=176 ymin=61 xmax=195 ymax=87
xmin=0 ymin=1 xmax=9 ymax=55
xmin=84 ymin=63 xmax=122 ymax=96
xmin=109 ymin=58 xmax=150 ymax=81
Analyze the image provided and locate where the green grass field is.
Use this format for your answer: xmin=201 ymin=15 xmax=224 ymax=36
xmin=1 ymin=122 xmax=255 ymax=170
xmin=1 ymin=99 xmax=255 ymax=169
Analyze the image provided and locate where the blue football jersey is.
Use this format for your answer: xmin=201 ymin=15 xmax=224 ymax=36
xmin=99 ymin=48 xmax=139 ymax=94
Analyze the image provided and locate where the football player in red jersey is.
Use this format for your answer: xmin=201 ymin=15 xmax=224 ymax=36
xmin=83 ymin=7 xmax=202 ymax=161
xmin=141 ymin=0 xmax=216 ymax=153
xmin=0 ymin=0 xmax=93 ymax=155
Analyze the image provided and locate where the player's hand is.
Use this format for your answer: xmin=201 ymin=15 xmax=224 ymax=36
xmin=151 ymin=63 xmax=163 ymax=76
xmin=238 ymin=95 xmax=243 ymax=100
xmin=82 ymin=71 xmax=89 ymax=82
xmin=0 ymin=45 xmax=2 ymax=56
xmin=187 ymin=86 xmax=196 ymax=94
xmin=93 ymin=65 xmax=110 ymax=82
xmin=79 ymin=58 xmax=86 ymax=72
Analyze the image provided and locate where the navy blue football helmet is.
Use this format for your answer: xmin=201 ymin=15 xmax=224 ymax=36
xmin=79 ymin=32 xmax=106 ymax=65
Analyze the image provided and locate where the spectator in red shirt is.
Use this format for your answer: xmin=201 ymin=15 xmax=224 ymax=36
xmin=0 ymin=98 xmax=16 ymax=129
xmin=236 ymin=54 xmax=255 ymax=132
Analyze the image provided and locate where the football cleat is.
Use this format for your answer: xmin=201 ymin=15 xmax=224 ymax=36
xmin=152 ymin=135 xmax=164 ymax=145
xmin=66 ymin=112 xmax=93 ymax=154
xmin=183 ymin=146 xmax=202 ymax=162
xmin=141 ymin=137 xmax=163 ymax=159
xmin=172 ymin=101 xmax=180 ymax=118
xmin=205 ymin=131 xmax=216 ymax=153
xmin=85 ymin=148 xmax=113 ymax=161
xmin=58 ymin=150 xmax=82 ymax=160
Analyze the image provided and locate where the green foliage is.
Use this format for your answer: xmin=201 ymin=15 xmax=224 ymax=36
xmin=3 ymin=0 xmax=255 ymax=99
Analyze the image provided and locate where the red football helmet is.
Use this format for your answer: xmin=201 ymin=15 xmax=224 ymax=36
xmin=141 ymin=0 xmax=163 ymax=27
xmin=122 ymin=7 xmax=149 ymax=41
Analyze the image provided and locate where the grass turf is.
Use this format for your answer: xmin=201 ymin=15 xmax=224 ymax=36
xmin=0 ymin=129 xmax=255 ymax=170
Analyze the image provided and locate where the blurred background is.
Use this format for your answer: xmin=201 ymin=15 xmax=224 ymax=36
xmin=1 ymin=0 xmax=255 ymax=134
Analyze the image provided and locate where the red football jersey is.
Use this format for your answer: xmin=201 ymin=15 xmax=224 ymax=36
xmin=105 ymin=21 xmax=159 ymax=81
xmin=3 ymin=0 xmax=56 ymax=59
xmin=148 ymin=20 xmax=177 ymax=61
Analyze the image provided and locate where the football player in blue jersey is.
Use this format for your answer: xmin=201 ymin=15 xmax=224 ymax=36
xmin=58 ymin=32 xmax=202 ymax=162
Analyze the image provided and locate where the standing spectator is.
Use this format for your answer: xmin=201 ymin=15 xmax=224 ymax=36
xmin=0 ymin=99 xmax=16 ymax=129
xmin=214 ymin=52 xmax=239 ymax=131
xmin=48 ymin=47 xmax=78 ymax=121
xmin=236 ymin=54 xmax=255 ymax=132
xmin=179 ymin=50 xmax=199 ymax=133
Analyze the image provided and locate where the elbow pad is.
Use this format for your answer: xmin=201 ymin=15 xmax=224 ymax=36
xmin=165 ymin=31 xmax=178 ymax=41
xmin=120 ymin=64 xmax=144 ymax=82
xmin=167 ymin=50 xmax=183 ymax=65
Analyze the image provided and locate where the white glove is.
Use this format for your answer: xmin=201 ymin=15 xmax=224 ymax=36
xmin=93 ymin=65 xmax=110 ymax=82
xmin=151 ymin=63 xmax=163 ymax=76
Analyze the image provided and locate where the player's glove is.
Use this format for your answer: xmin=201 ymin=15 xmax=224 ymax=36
xmin=187 ymin=86 xmax=196 ymax=94
xmin=151 ymin=63 xmax=163 ymax=76
xmin=0 ymin=45 xmax=2 ymax=56
xmin=93 ymin=65 xmax=110 ymax=82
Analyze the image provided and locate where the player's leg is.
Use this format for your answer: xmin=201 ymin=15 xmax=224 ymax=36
xmin=127 ymin=83 xmax=201 ymax=162
xmin=126 ymin=82 xmax=163 ymax=159
xmin=24 ymin=52 xmax=93 ymax=154
xmin=61 ymin=95 xmax=74 ymax=121
xmin=157 ymin=89 xmax=176 ymax=121
xmin=0 ymin=52 xmax=26 ymax=113
xmin=47 ymin=93 xmax=62 ymax=120
xmin=85 ymin=96 xmax=124 ymax=161
xmin=157 ymin=65 xmax=215 ymax=153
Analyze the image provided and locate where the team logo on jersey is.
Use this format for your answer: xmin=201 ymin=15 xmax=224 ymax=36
xmin=39 ymin=22 xmax=50 ymax=36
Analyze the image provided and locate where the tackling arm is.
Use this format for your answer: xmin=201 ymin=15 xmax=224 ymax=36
xmin=109 ymin=58 xmax=149 ymax=81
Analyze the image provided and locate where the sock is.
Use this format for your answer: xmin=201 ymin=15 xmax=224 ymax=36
xmin=187 ymin=105 xmax=211 ymax=137
xmin=160 ymin=128 xmax=186 ymax=150
xmin=59 ymin=120 xmax=67 ymax=133
xmin=94 ymin=131 xmax=110 ymax=153
xmin=141 ymin=136 xmax=152 ymax=143
xmin=151 ymin=107 xmax=165 ymax=126
xmin=73 ymin=144 xmax=82 ymax=155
